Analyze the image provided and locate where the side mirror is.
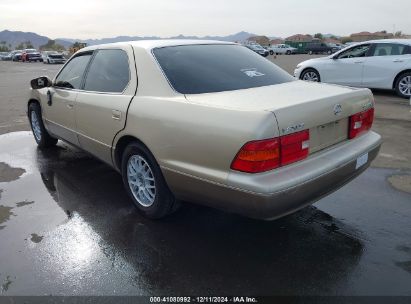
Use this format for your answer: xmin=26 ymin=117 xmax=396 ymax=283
xmin=30 ymin=76 xmax=52 ymax=90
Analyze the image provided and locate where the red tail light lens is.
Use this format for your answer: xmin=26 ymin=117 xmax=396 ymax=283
xmin=231 ymin=130 xmax=310 ymax=173
xmin=280 ymin=130 xmax=310 ymax=166
xmin=231 ymin=138 xmax=280 ymax=173
xmin=349 ymin=108 xmax=374 ymax=139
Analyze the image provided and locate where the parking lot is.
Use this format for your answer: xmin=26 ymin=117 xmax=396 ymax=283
xmin=0 ymin=56 xmax=410 ymax=296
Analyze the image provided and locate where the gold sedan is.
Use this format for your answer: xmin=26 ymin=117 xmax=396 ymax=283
xmin=27 ymin=40 xmax=382 ymax=219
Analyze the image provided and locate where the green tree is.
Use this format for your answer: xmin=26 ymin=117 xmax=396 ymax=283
xmin=72 ymin=41 xmax=87 ymax=49
xmin=0 ymin=41 xmax=10 ymax=52
xmin=15 ymin=42 xmax=25 ymax=50
xmin=314 ymin=33 xmax=323 ymax=40
xmin=25 ymin=41 xmax=34 ymax=48
xmin=40 ymin=39 xmax=65 ymax=51
xmin=15 ymin=41 xmax=34 ymax=50
xmin=341 ymin=37 xmax=353 ymax=44
xmin=394 ymin=31 xmax=402 ymax=37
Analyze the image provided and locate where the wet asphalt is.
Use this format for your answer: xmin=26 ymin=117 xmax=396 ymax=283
xmin=0 ymin=132 xmax=410 ymax=296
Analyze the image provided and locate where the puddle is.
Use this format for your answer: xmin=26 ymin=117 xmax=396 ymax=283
xmin=0 ymin=205 xmax=14 ymax=225
xmin=30 ymin=233 xmax=43 ymax=243
xmin=16 ymin=200 xmax=35 ymax=208
xmin=388 ymin=174 xmax=411 ymax=194
xmin=0 ymin=162 xmax=26 ymax=183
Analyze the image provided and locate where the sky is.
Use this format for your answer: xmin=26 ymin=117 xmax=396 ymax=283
xmin=0 ymin=0 xmax=410 ymax=39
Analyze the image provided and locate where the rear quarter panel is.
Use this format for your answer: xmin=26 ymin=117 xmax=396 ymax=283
xmin=115 ymin=96 xmax=278 ymax=185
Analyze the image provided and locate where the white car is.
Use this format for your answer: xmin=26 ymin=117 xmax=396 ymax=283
xmin=294 ymin=39 xmax=411 ymax=98
xmin=41 ymin=51 xmax=66 ymax=64
xmin=268 ymin=44 xmax=297 ymax=55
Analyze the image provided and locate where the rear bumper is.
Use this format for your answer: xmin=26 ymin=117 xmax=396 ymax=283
xmin=163 ymin=131 xmax=382 ymax=220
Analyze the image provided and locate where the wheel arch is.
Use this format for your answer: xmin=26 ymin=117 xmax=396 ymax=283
xmin=27 ymin=98 xmax=41 ymax=116
xmin=393 ymin=69 xmax=411 ymax=89
xmin=113 ymin=135 xmax=155 ymax=171
xmin=300 ymin=67 xmax=321 ymax=81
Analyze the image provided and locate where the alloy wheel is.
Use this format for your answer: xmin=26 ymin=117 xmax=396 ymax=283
xmin=398 ymin=75 xmax=411 ymax=97
xmin=302 ymin=71 xmax=319 ymax=82
xmin=30 ymin=110 xmax=42 ymax=141
xmin=127 ymin=155 xmax=156 ymax=207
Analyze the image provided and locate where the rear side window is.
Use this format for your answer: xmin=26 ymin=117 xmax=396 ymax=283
xmin=153 ymin=44 xmax=293 ymax=94
xmin=55 ymin=53 xmax=92 ymax=89
xmin=83 ymin=49 xmax=130 ymax=93
xmin=372 ymin=43 xmax=408 ymax=56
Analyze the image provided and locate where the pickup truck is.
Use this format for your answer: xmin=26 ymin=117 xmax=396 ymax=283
xmin=305 ymin=43 xmax=338 ymax=55
xmin=267 ymin=44 xmax=297 ymax=55
xmin=22 ymin=49 xmax=43 ymax=62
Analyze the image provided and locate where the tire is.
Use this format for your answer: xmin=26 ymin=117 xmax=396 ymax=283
xmin=121 ymin=142 xmax=178 ymax=219
xmin=269 ymin=50 xmax=274 ymax=56
xmin=47 ymin=59 xmax=50 ymax=64
xmin=300 ymin=68 xmax=321 ymax=82
xmin=286 ymin=50 xmax=291 ymax=55
xmin=28 ymin=102 xmax=58 ymax=148
xmin=308 ymin=50 xmax=313 ymax=55
xmin=395 ymin=72 xmax=411 ymax=99
xmin=327 ymin=50 xmax=332 ymax=55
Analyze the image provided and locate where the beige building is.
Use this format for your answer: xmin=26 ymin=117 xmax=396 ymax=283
xmin=285 ymin=34 xmax=314 ymax=42
xmin=246 ymin=36 xmax=271 ymax=46
xmin=270 ymin=38 xmax=285 ymax=45
xmin=350 ymin=31 xmax=394 ymax=42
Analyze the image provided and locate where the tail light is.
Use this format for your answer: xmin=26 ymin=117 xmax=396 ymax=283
xmin=231 ymin=130 xmax=310 ymax=173
xmin=280 ymin=130 xmax=310 ymax=166
xmin=230 ymin=138 xmax=280 ymax=173
xmin=349 ymin=108 xmax=374 ymax=139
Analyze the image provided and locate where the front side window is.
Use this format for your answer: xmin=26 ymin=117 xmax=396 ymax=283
xmin=54 ymin=53 xmax=92 ymax=89
xmin=153 ymin=44 xmax=293 ymax=94
xmin=372 ymin=43 xmax=408 ymax=56
xmin=337 ymin=44 xmax=371 ymax=59
xmin=83 ymin=49 xmax=130 ymax=93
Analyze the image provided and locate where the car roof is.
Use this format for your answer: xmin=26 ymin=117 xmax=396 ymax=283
xmin=80 ymin=39 xmax=236 ymax=52
xmin=356 ymin=39 xmax=411 ymax=45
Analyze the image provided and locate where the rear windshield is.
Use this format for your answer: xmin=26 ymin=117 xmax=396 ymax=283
xmin=153 ymin=44 xmax=294 ymax=94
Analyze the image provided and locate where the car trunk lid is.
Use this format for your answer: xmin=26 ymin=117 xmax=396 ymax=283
xmin=185 ymin=80 xmax=374 ymax=154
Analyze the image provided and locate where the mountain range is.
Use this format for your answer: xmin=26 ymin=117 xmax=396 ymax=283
xmin=0 ymin=30 xmax=258 ymax=49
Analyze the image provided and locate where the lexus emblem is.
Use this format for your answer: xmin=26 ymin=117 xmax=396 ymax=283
xmin=333 ymin=104 xmax=342 ymax=116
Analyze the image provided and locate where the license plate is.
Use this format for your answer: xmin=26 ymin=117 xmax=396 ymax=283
xmin=356 ymin=153 xmax=368 ymax=169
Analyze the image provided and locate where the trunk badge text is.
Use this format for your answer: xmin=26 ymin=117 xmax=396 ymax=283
xmin=282 ymin=123 xmax=305 ymax=134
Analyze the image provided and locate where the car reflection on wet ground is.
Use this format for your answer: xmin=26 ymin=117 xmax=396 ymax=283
xmin=0 ymin=131 xmax=410 ymax=296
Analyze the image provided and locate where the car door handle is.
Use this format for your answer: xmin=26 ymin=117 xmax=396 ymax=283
xmin=354 ymin=61 xmax=364 ymax=64
xmin=67 ymin=104 xmax=74 ymax=109
xmin=112 ymin=110 xmax=122 ymax=120
xmin=393 ymin=59 xmax=404 ymax=63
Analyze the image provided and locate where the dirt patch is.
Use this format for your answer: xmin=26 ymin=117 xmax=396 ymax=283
xmin=16 ymin=200 xmax=34 ymax=208
xmin=388 ymin=175 xmax=411 ymax=194
xmin=0 ymin=205 xmax=14 ymax=225
xmin=0 ymin=162 xmax=25 ymax=183
xmin=30 ymin=233 xmax=43 ymax=243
